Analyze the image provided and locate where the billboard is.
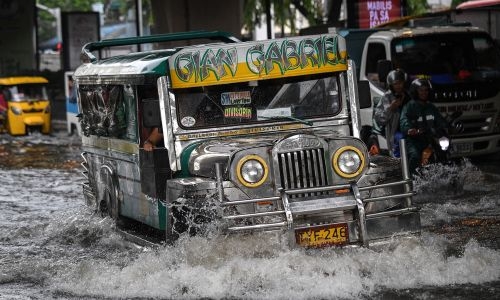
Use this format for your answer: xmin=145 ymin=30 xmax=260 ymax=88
xmin=348 ymin=0 xmax=403 ymax=28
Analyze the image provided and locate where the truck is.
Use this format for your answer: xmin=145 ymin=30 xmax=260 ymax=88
xmin=74 ymin=30 xmax=420 ymax=248
xmin=303 ymin=25 xmax=500 ymax=157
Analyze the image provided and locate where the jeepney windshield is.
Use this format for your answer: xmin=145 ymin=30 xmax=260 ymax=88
xmin=174 ymin=73 xmax=341 ymax=129
xmin=391 ymin=32 xmax=500 ymax=83
xmin=4 ymin=84 xmax=48 ymax=102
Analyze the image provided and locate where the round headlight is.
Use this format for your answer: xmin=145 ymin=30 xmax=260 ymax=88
xmin=236 ymin=155 xmax=268 ymax=187
xmin=333 ymin=146 xmax=365 ymax=178
xmin=11 ymin=106 xmax=22 ymax=115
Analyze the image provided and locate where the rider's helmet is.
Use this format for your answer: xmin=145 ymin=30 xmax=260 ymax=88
xmin=410 ymin=78 xmax=433 ymax=101
xmin=386 ymin=69 xmax=406 ymax=92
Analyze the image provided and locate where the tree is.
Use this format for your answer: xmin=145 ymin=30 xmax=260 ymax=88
xmin=243 ymin=0 xmax=326 ymax=37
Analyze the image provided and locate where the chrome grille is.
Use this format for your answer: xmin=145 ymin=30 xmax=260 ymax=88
xmin=454 ymin=114 xmax=494 ymax=136
xmin=277 ymin=148 xmax=328 ymax=198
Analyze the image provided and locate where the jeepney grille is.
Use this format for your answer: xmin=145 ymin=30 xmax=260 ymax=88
xmin=277 ymin=148 xmax=328 ymax=199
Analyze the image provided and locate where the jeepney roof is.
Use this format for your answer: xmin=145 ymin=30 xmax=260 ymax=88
xmin=73 ymin=33 xmax=348 ymax=87
xmin=368 ymin=26 xmax=489 ymax=41
xmin=168 ymin=33 xmax=348 ymax=89
xmin=0 ymin=76 xmax=49 ymax=86
xmin=73 ymin=49 xmax=177 ymax=80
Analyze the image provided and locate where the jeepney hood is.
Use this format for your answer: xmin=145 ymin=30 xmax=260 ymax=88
xmin=187 ymin=136 xmax=276 ymax=178
xmin=186 ymin=127 xmax=349 ymax=178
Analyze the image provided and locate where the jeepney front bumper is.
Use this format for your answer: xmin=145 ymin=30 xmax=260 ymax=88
xmin=219 ymin=179 xmax=420 ymax=248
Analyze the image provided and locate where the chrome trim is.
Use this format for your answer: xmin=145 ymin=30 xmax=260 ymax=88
xmin=216 ymin=163 xmax=224 ymax=203
xmin=224 ymin=210 xmax=285 ymax=220
xmin=347 ymin=59 xmax=361 ymax=138
xmin=158 ymin=76 xmax=179 ymax=171
xmin=363 ymin=192 xmax=415 ymax=203
xmin=280 ymin=188 xmax=293 ymax=229
xmin=351 ymin=183 xmax=368 ymax=247
xmin=366 ymin=207 xmax=419 ymax=219
xmin=400 ymin=139 xmax=413 ymax=207
xmin=220 ymin=196 xmax=281 ymax=206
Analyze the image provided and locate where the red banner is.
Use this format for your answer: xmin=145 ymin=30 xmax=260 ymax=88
xmin=357 ymin=0 xmax=402 ymax=28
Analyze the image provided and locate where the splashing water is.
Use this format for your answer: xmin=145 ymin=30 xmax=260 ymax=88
xmin=1 ymin=135 xmax=499 ymax=299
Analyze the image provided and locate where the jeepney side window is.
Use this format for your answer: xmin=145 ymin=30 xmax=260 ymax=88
xmin=123 ymin=84 xmax=138 ymax=142
xmin=138 ymin=85 xmax=161 ymax=146
xmin=78 ymin=84 xmax=136 ymax=141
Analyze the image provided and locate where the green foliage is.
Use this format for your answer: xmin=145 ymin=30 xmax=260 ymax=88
xmin=405 ymin=0 xmax=428 ymax=16
xmin=242 ymin=0 xmax=322 ymax=35
xmin=451 ymin=0 xmax=468 ymax=8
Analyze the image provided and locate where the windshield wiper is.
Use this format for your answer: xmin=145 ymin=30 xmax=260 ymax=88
xmin=259 ymin=115 xmax=313 ymax=126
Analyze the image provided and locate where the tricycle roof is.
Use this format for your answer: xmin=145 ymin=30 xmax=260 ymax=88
xmin=0 ymin=76 xmax=49 ymax=86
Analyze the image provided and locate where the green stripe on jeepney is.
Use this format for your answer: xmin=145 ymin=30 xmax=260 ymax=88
xmin=158 ymin=201 xmax=167 ymax=230
xmin=179 ymin=142 xmax=202 ymax=177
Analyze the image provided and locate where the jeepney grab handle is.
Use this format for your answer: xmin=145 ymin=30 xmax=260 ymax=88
xmin=81 ymin=30 xmax=240 ymax=63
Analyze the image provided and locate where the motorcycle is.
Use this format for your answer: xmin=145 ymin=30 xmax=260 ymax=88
xmin=420 ymin=111 xmax=463 ymax=166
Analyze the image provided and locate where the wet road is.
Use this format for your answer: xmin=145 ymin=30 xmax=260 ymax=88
xmin=0 ymin=131 xmax=499 ymax=299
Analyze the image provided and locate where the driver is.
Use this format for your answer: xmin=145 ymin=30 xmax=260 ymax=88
xmin=400 ymin=78 xmax=448 ymax=174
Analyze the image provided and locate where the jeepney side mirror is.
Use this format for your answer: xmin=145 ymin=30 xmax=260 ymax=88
xmin=358 ymin=80 xmax=371 ymax=109
xmin=377 ymin=59 xmax=392 ymax=88
xmin=142 ymin=98 xmax=162 ymax=128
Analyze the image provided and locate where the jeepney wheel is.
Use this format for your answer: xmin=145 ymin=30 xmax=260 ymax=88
xmin=99 ymin=170 xmax=123 ymax=226
xmin=171 ymin=198 xmax=217 ymax=238
xmin=101 ymin=189 xmax=119 ymax=220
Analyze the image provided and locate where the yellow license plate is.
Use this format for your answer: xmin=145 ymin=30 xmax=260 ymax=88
xmin=295 ymin=223 xmax=348 ymax=248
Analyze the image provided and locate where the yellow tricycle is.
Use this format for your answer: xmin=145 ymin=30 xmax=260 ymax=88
xmin=0 ymin=76 xmax=51 ymax=135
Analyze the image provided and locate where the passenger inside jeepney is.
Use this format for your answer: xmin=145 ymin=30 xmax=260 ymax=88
xmin=144 ymin=127 xmax=163 ymax=152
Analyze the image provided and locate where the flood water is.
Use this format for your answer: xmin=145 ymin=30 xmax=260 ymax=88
xmin=0 ymin=131 xmax=499 ymax=299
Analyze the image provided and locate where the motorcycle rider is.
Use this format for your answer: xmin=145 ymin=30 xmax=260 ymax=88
xmin=370 ymin=68 xmax=410 ymax=157
xmin=400 ymin=78 xmax=448 ymax=174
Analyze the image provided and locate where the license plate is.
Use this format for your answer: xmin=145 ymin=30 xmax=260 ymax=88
xmin=452 ymin=143 xmax=472 ymax=154
xmin=295 ymin=223 xmax=348 ymax=248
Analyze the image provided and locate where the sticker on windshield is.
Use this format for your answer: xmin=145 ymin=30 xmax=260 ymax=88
xmin=221 ymin=91 xmax=251 ymax=106
xmin=181 ymin=116 xmax=196 ymax=127
xmin=224 ymin=106 xmax=252 ymax=119
xmin=257 ymin=107 xmax=292 ymax=120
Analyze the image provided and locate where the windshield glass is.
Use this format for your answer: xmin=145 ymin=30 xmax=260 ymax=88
xmin=174 ymin=74 xmax=341 ymax=129
xmin=392 ymin=32 xmax=500 ymax=83
xmin=5 ymin=84 xmax=48 ymax=102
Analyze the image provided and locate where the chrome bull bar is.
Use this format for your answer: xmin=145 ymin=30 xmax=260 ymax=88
xmin=218 ymin=140 xmax=417 ymax=246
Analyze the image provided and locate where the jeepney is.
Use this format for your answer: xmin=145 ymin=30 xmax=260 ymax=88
xmin=0 ymin=76 xmax=51 ymax=135
xmin=75 ymin=31 xmax=420 ymax=248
